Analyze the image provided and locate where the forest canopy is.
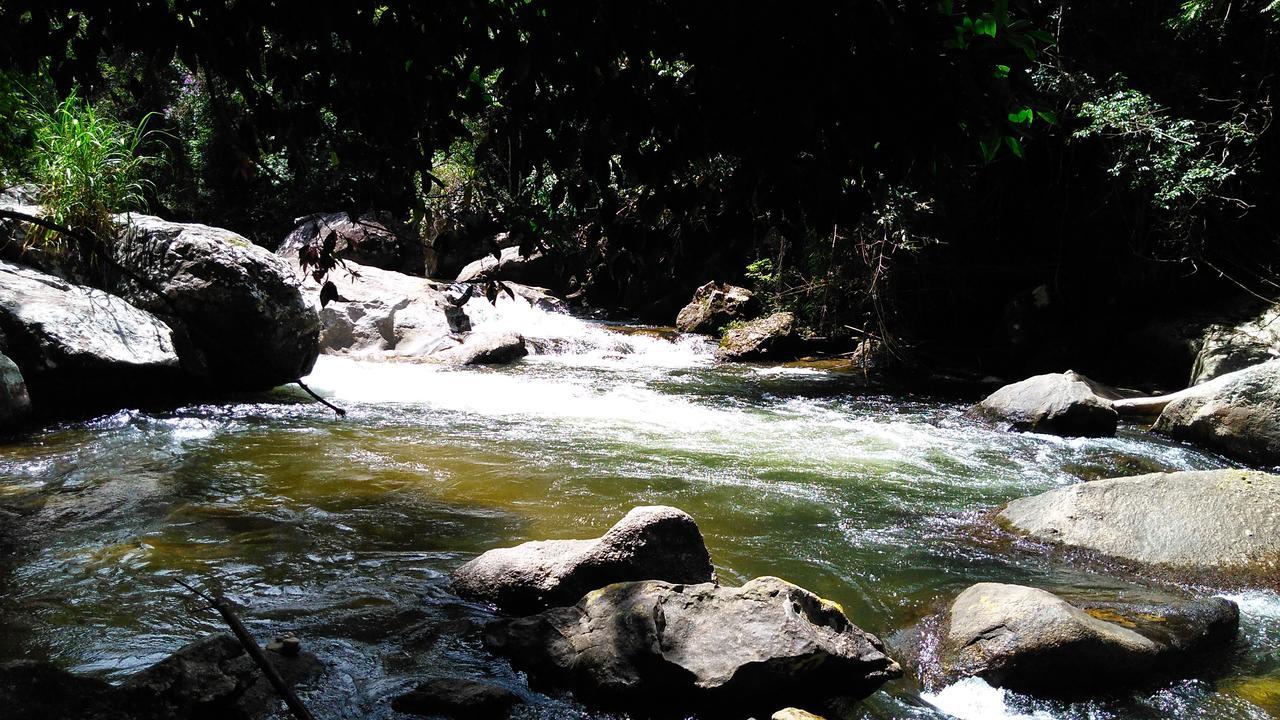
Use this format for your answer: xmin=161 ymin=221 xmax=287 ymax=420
xmin=2 ymin=0 xmax=1278 ymax=374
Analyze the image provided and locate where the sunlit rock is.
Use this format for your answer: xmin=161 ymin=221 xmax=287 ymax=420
xmin=1153 ymin=359 xmax=1280 ymax=465
xmin=971 ymin=370 xmax=1120 ymax=437
xmin=484 ymin=576 xmax=901 ymax=711
xmin=675 ymin=281 xmax=758 ymax=335
xmin=452 ymin=505 xmax=715 ymax=613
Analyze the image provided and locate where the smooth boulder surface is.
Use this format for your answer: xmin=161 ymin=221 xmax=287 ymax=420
xmin=973 ymin=370 xmax=1120 ymax=437
xmin=0 ymin=260 xmax=181 ymax=405
xmin=1189 ymin=304 xmax=1280 ymax=385
xmin=0 ymin=633 xmax=322 ymax=720
xmin=1153 ymin=359 xmax=1280 ymax=465
xmin=431 ymin=331 xmax=528 ymax=365
xmin=452 ymin=505 xmax=715 ymax=613
xmin=938 ymin=583 xmax=1237 ymax=694
xmin=0 ymin=352 xmax=30 ymax=431
xmin=456 ymin=246 xmax=553 ymax=287
xmin=999 ymin=469 xmax=1280 ymax=574
xmin=277 ymin=210 xmax=425 ymax=275
xmin=484 ymin=576 xmax=902 ymax=710
xmin=112 ymin=213 xmax=319 ymax=390
xmin=675 ymin=281 xmax=759 ymax=335
xmin=716 ymin=312 xmax=797 ymax=361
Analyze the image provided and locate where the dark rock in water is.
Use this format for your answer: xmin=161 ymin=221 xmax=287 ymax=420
xmin=392 ymin=677 xmax=521 ymax=718
xmin=111 ymin=213 xmax=320 ymax=390
xmin=0 ymin=351 xmax=30 ymax=432
xmin=453 ymin=505 xmax=715 ymax=613
xmin=277 ymin=210 xmax=425 ymax=276
xmin=456 ymin=246 xmax=554 ymax=288
xmin=935 ymin=583 xmax=1237 ymax=695
xmin=483 ymin=576 xmax=902 ymax=711
xmin=0 ymin=260 xmax=182 ymax=407
xmin=433 ymin=332 xmax=527 ymax=365
xmin=1153 ymin=360 xmax=1280 ymax=465
xmin=999 ymin=469 xmax=1280 ymax=574
xmin=715 ymin=312 xmax=797 ymax=361
xmin=0 ymin=633 xmax=322 ymax=720
xmin=675 ymin=281 xmax=759 ymax=335
xmin=972 ymin=370 xmax=1120 ymax=437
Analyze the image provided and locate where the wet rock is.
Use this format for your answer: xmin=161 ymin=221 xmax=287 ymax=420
xmin=452 ymin=505 xmax=715 ymax=613
xmin=0 ymin=260 xmax=182 ymax=407
xmin=484 ymin=576 xmax=902 ymax=710
xmin=971 ymin=370 xmax=1120 ymax=437
xmin=391 ymin=677 xmax=521 ymax=718
xmin=999 ymin=469 xmax=1280 ymax=574
xmin=1153 ymin=359 xmax=1280 ymax=465
xmin=675 ymin=281 xmax=759 ymax=335
xmin=716 ymin=312 xmax=797 ymax=361
xmin=277 ymin=210 xmax=425 ymax=276
xmin=0 ymin=351 xmax=30 ymax=431
xmin=432 ymin=331 xmax=527 ymax=365
xmin=0 ymin=633 xmax=322 ymax=720
xmin=937 ymin=583 xmax=1237 ymax=695
xmin=456 ymin=246 xmax=554 ymax=287
xmin=112 ymin=214 xmax=319 ymax=390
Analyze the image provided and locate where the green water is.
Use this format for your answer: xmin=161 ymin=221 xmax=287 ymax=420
xmin=0 ymin=314 xmax=1276 ymax=720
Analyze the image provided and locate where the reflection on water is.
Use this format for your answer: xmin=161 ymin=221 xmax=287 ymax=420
xmin=0 ymin=296 xmax=1275 ymax=719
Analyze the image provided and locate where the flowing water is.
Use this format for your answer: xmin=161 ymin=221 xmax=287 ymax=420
xmin=1 ymin=295 xmax=1277 ymax=719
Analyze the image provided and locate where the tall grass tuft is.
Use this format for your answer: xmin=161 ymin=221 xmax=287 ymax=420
xmin=24 ymin=89 xmax=156 ymax=247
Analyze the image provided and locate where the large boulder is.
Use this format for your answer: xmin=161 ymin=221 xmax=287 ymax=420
xmin=675 ymin=281 xmax=759 ymax=335
xmin=111 ymin=214 xmax=319 ymax=390
xmin=0 ymin=260 xmax=182 ymax=406
xmin=431 ymin=331 xmax=527 ymax=365
xmin=452 ymin=505 xmax=715 ymax=614
xmin=0 ymin=633 xmax=321 ymax=720
xmin=391 ymin=677 xmax=521 ymax=719
xmin=937 ymin=583 xmax=1237 ymax=695
xmin=484 ymin=576 xmax=902 ymax=710
xmin=716 ymin=312 xmax=797 ymax=361
xmin=972 ymin=370 xmax=1120 ymax=437
xmin=276 ymin=210 xmax=425 ymax=276
xmin=455 ymin=246 xmax=554 ymax=287
xmin=998 ymin=469 xmax=1280 ymax=574
xmin=1152 ymin=359 xmax=1280 ymax=465
xmin=1190 ymin=305 xmax=1280 ymax=385
xmin=0 ymin=352 xmax=30 ymax=432
xmin=428 ymin=230 xmax=522 ymax=280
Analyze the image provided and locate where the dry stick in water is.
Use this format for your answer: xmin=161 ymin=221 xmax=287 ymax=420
xmin=175 ymin=579 xmax=318 ymax=720
xmin=0 ymin=208 xmax=347 ymax=416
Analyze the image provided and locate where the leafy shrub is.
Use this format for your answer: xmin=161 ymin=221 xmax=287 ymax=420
xmin=24 ymin=89 xmax=156 ymax=242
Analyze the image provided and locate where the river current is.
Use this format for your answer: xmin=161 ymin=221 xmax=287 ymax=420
xmin=0 ymin=295 xmax=1276 ymax=719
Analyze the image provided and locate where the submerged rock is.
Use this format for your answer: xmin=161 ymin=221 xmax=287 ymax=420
xmin=0 ymin=260 xmax=181 ymax=407
xmin=972 ymin=370 xmax=1120 ymax=437
xmin=277 ymin=210 xmax=425 ymax=275
xmin=452 ymin=505 xmax=715 ymax=613
xmin=392 ymin=677 xmax=521 ymax=718
xmin=1153 ymin=359 xmax=1280 ymax=465
xmin=112 ymin=214 xmax=319 ymax=390
xmin=937 ymin=583 xmax=1237 ymax=695
xmin=675 ymin=281 xmax=759 ymax=335
xmin=456 ymin=246 xmax=553 ymax=287
xmin=998 ymin=469 xmax=1280 ymax=574
xmin=431 ymin=331 xmax=527 ymax=365
xmin=716 ymin=312 xmax=797 ymax=361
xmin=0 ymin=351 xmax=30 ymax=432
xmin=0 ymin=633 xmax=322 ymax=720
xmin=484 ymin=576 xmax=901 ymax=710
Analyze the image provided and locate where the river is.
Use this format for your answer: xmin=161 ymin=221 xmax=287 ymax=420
xmin=0 ymin=296 xmax=1276 ymax=719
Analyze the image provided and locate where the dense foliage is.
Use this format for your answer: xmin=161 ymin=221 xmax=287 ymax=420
xmin=2 ymin=0 xmax=1279 ymax=376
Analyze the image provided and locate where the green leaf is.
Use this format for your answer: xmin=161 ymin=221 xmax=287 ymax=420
xmin=1007 ymin=107 xmax=1034 ymax=126
xmin=979 ymin=135 xmax=1001 ymax=163
xmin=1037 ymin=109 xmax=1059 ymax=126
xmin=974 ymin=16 xmax=998 ymax=37
xmin=993 ymin=64 xmax=1011 ymax=79
xmin=1004 ymin=135 xmax=1024 ymax=158
xmin=938 ymin=0 xmax=953 ymax=15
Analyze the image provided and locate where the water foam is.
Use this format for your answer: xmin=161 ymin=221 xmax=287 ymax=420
xmin=922 ymin=677 xmax=1055 ymax=720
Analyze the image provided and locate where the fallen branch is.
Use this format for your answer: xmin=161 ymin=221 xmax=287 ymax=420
xmin=176 ymin=579 xmax=318 ymax=720
xmin=295 ymin=379 xmax=346 ymax=417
